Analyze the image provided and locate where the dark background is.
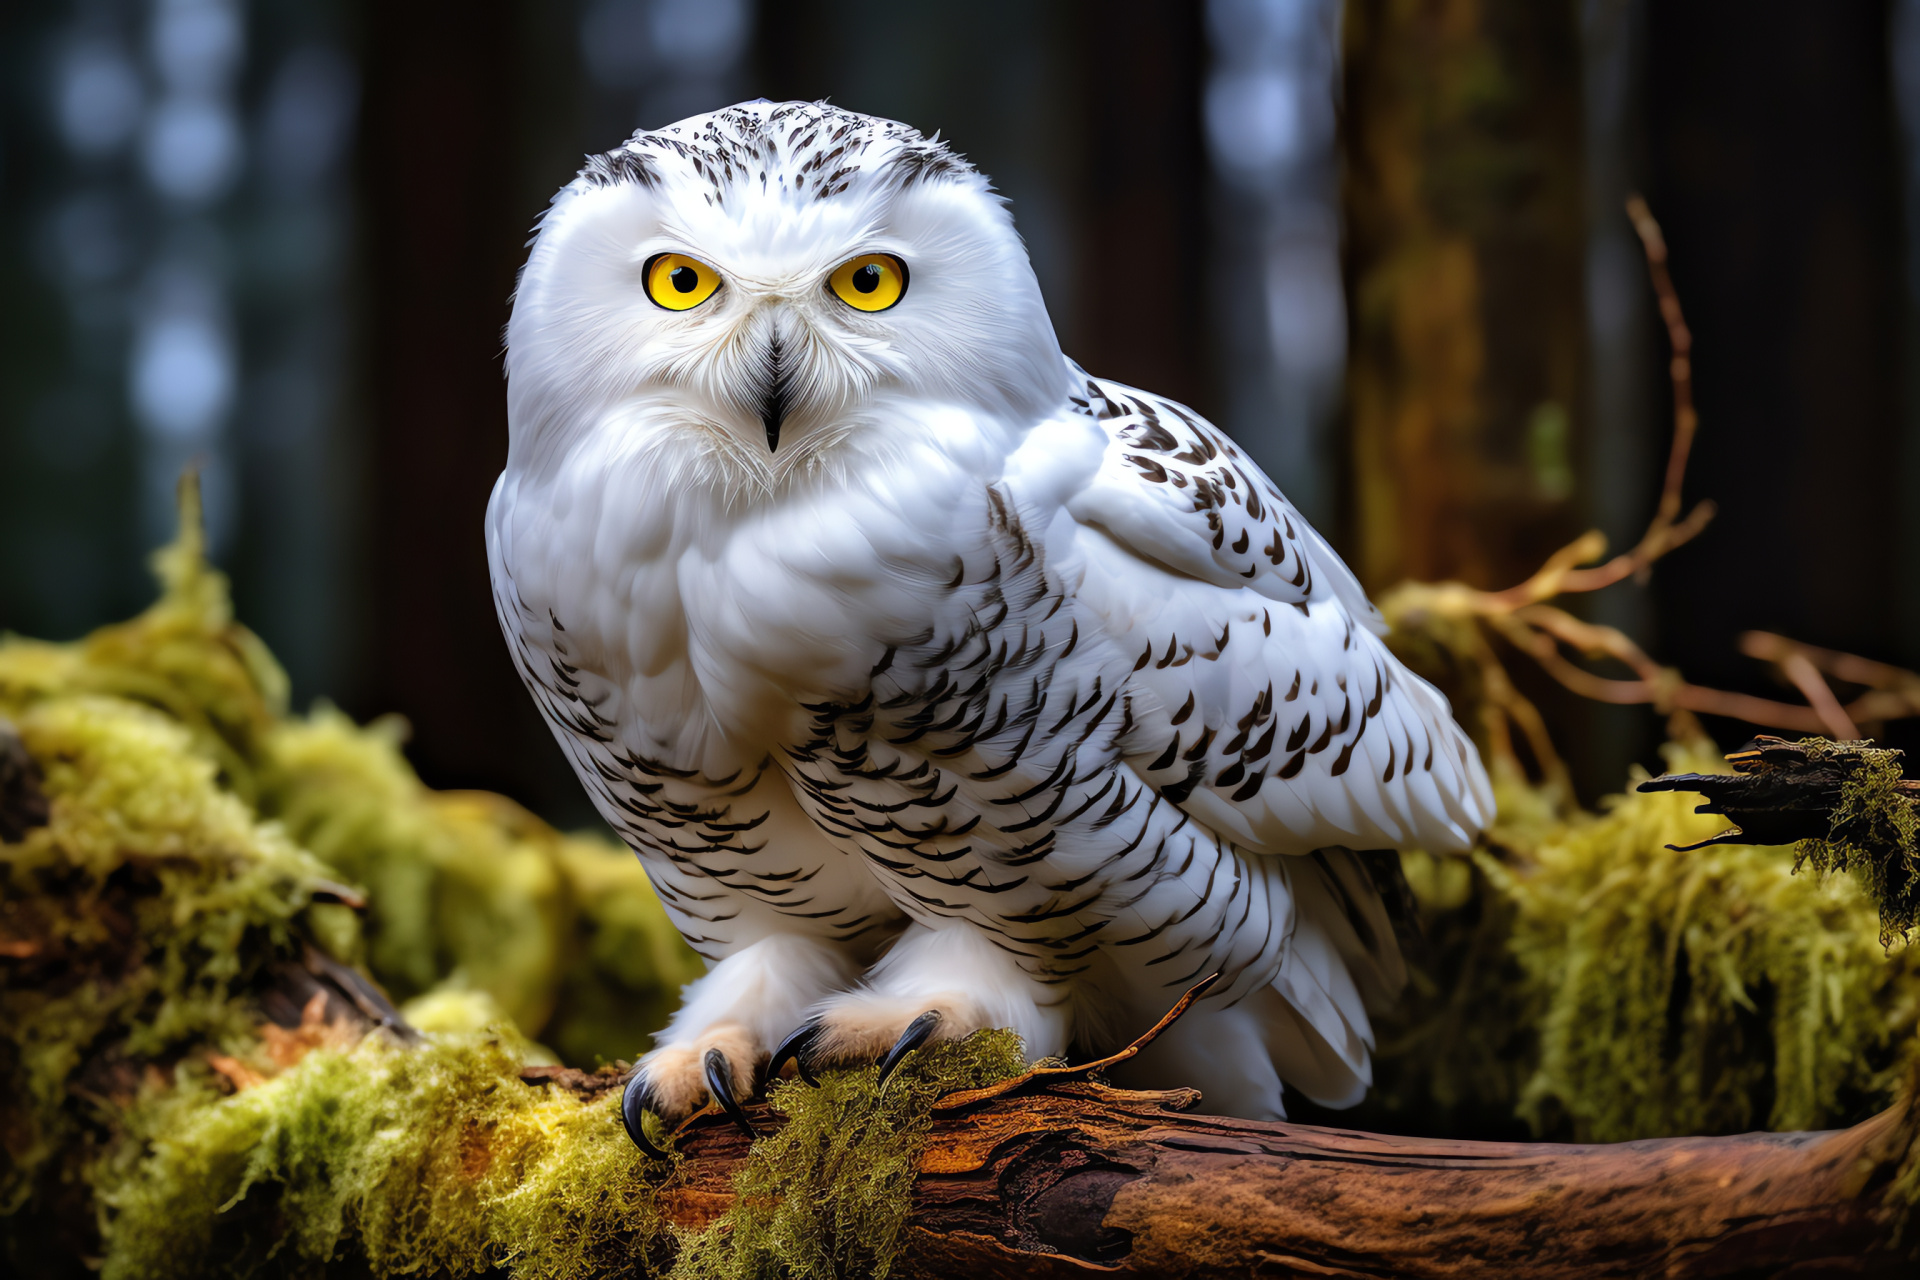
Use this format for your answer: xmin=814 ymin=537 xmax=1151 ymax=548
xmin=4 ymin=0 xmax=1919 ymax=823
xmin=1647 ymin=3 xmax=1905 ymax=687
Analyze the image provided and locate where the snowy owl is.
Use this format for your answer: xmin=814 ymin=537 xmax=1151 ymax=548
xmin=486 ymin=101 xmax=1492 ymax=1148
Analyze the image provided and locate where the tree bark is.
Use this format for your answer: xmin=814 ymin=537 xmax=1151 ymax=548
xmin=1639 ymin=734 xmax=1919 ymax=942
xmin=1638 ymin=734 xmax=1920 ymax=848
xmin=560 ymin=1071 xmax=1917 ymax=1278
xmin=304 ymin=949 xmax=1920 ymax=1277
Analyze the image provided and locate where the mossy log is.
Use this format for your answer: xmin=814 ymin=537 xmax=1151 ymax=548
xmin=525 ymin=1061 xmax=1920 ymax=1278
xmin=39 ymin=905 xmax=1910 ymax=1280
xmin=270 ymin=969 xmax=1919 ymax=1280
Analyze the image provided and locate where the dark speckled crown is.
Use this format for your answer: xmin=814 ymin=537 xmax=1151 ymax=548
xmin=577 ymin=100 xmax=974 ymax=206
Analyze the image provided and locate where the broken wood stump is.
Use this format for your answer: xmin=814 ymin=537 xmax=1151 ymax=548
xmin=1640 ymin=734 xmax=1919 ymax=942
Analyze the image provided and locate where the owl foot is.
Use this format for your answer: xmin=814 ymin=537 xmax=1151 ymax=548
xmin=616 ymin=934 xmax=864 ymax=1153
xmin=794 ymin=994 xmax=989 ymax=1072
xmin=620 ymin=1072 xmax=668 ymax=1158
xmin=769 ymin=1007 xmax=950 ymax=1087
xmin=774 ymin=922 xmax=1073 ymax=1085
xmin=705 ymin=1047 xmax=759 ymax=1138
xmin=620 ymin=1021 xmax=763 ymax=1153
xmin=876 ymin=1009 xmax=943 ymax=1084
xmin=619 ymin=1044 xmax=758 ymax=1154
xmin=766 ymin=1020 xmax=823 ymax=1085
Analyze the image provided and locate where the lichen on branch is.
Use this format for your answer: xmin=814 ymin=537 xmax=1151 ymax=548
xmin=1792 ymin=743 xmax=1920 ymax=946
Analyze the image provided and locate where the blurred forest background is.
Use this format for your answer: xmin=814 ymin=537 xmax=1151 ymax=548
xmin=1 ymin=0 xmax=1918 ymax=825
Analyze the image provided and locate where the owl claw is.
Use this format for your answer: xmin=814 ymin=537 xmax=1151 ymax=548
xmin=621 ymin=1072 xmax=669 ymax=1159
xmin=876 ymin=1010 xmax=943 ymax=1087
xmin=767 ymin=1020 xmax=823 ymax=1087
xmin=705 ymin=1047 xmax=759 ymax=1139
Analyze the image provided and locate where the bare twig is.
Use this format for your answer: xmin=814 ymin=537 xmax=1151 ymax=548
xmin=1627 ymin=193 xmax=1701 ymax=542
xmin=1479 ymin=194 xmax=1715 ymax=612
xmin=1479 ymin=605 xmax=1841 ymax=733
xmin=1383 ymin=197 xmax=1920 ymax=774
xmin=1740 ymin=631 xmax=1920 ymax=727
xmin=1773 ymin=652 xmax=1862 ymax=741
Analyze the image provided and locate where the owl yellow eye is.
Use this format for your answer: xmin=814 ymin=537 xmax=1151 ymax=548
xmin=644 ymin=253 xmax=721 ymax=311
xmin=828 ymin=253 xmax=908 ymax=312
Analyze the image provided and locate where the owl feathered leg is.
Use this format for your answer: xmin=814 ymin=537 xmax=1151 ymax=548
xmin=799 ymin=922 xmax=1072 ymax=1070
xmin=629 ymin=933 xmax=858 ymax=1128
xmin=1100 ymin=851 xmax=1400 ymax=1119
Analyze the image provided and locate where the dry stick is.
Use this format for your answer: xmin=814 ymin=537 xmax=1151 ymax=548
xmin=934 ymin=973 xmax=1222 ymax=1111
xmin=1741 ymin=631 xmax=1920 ymax=726
xmin=1628 ymin=193 xmax=1701 ymax=541
xmin=1775 ymin=652 xmax=1863 ymax=741
xmin=1404 ymin=197 xmax=1920 ymax=753
xmin=1743 ymin=631 xmax=1920 ymax=697
xmin=1482 ymin=195 xmax=1713 ymax=612
xmin=1503 ymin=605 xmax=1850 ymax=735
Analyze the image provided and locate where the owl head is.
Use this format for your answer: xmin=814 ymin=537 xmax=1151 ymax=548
xmin=505 ymin=101 xmax=1071 ymax=490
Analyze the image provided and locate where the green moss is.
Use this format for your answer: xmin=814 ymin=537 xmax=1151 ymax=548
xmin=1365 ymin=738 xmax=1920 ymax=1143
xmin=96 ymin=1033 xmax=672 ymax=1280
xmin=89 ymin=1026 xmax=1025 ymax=1280
xmin=0 ymin=694 xmax=338 ymax=1213
xmin=1793 ymin=742 xmax=1920 ymax=947
xmin=678 ymin=1031 xmax=1026 ymax=1280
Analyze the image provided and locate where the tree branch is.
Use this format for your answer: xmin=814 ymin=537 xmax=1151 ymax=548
xmin=1381 ymin=199 xmax=1920 ymax=780
xmin=562 ymin=1072 xmax=1919 ymax=1278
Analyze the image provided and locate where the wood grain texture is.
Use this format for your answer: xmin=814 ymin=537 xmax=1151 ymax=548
xmin=636 ymin=1075 xmax=1918 ymax=1278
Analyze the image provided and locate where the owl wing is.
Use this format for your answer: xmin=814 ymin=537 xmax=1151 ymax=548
xmin=1061 ymin=373 xmax=1492 ymax=859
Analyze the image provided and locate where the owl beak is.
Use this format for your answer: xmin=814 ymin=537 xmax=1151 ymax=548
xmin=762 ymin=398 xmax=783 ymax=453
xmin=760 ymin=331 xmax=789 ymax=453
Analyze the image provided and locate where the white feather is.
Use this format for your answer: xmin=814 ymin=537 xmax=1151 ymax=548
xmin=490 ymin=101 xmax=1492 ymax=1119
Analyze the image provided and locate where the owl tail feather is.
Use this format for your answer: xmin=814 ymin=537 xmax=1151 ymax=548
xmin=1262 ymin=848 xmax=1411 ymax=1110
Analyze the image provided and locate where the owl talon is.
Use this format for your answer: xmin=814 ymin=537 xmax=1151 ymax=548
xmin=705 ymin=1047 xmax=759 ymax=1139
xmin=621 ymin=1072 xmax=669 ymax=1159
xmin=876 ymin=1010 xmax=943 ymax=1087
xmin=768 ymin=1020 xmax=823 ymax=1086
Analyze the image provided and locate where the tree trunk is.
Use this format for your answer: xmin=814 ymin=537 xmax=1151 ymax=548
xmin=1341 ymin=0 xmax=1589 ymax=591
